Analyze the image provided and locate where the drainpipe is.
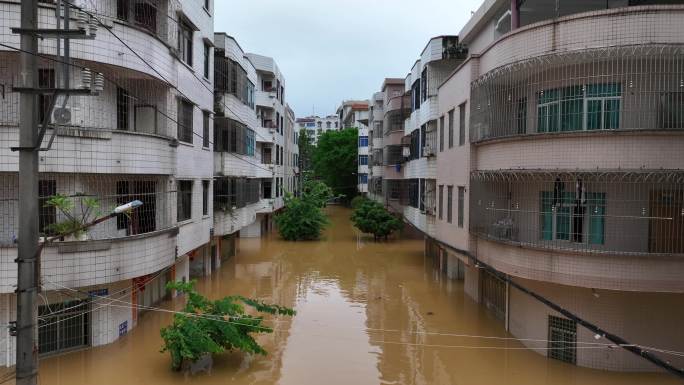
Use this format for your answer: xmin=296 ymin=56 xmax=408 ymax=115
xmin=511 ymin=0 xmax=520 ymax=30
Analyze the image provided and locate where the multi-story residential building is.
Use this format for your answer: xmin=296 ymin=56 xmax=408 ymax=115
xmin=284 ymin=106 xmax=300 ymax=196
xmin=379 ymin=79 xmax=411 ymax=212
xmin=401 ymin=36 xmax=466 ymax=237
xmin=370 ymin=1 xmax=684 ymax=373
xmin=243 ymin=52 xmax=290 ymax=236
xmin=295 ymin=115 xmax=339 ymax=145
xmin=0 ymin=0 xmax=215 ymax=362
xmin=367 ymin=92 xmax=384 ymax=203
xmin=0 ymin=2 xmax=297 ymax=365
xmin=337 ymin=100 xmax=370 ymax=194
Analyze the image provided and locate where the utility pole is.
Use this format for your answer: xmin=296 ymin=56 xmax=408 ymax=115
xmin=16 ymin=0 xmax=39 ymax=384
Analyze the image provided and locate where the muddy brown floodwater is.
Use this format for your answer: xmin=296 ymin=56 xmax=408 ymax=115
xmin=37 ymin=206 xmax=678 ymax=385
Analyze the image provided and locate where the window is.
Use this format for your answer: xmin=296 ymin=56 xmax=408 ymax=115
xmin=457 ymin=186 xmax=465 ymax=228
xmin=548 ymin=316 xmax=577 ymax=364
xmin=447 ymin=186 xmax=453 ymax=224
xmin=412 ymin=79 xmax=421 ymax=111
xmin=38 ymin=68 xmax=55 ymax=124
xmin=178 ymin=20 xmax=193 ymax=66
xmin=177 ymin=98 xmax=193 ymax=143
xmin=407 ymin=179 xmax=419 ymax=208
xmin=134 ymin=1 xmax=157 ymax=33
xmin=326 ymin=121 xmax=331 ymax=129
xmin=517 ymin=97 xmax=528 ymax=134
xmin=38 ymin=180 xmax=56 ymax=235
xmin=439 ymin=115 xmax=445 ymax=152
xmin=359 ymin=173 xmax=368 ymax=185
xmin=263 ymin=180 xmax=272 ymax=199
xmin=448 ymin=109 xmax=454 ymax=148
xmin=202 ymin=180 xmax=209 ymax=216
xmin=537 ymin=84 xmax=621 ymax=132
xmin=202 ymin=111 xmax=210 ymax=148
xmin=275 ymin=145 xmax=280 ymax=165
xmin=204 ymin=0 xmax=210 ymax=12
xmin=458 ymin=103 xmax=466 ymax=146
xmin=421 ymin=68 xmax=428 ymax=102
xmin=117 ymin=180 xmax=157 ymax=235
xmin=39 ymin=300 xmax=90 ymax=355
xmin=359 ymin=155 xmax=368 ymax=166
xmin=358 ymin=136 xmax=369 ymax=147
xmin=203 ymin=42 xmax=211 ymax=79
xmin=177 ymin=180 xmax=193 ymax=222
xmin=661 ymin=92 xmax=684 ymax=129
xmin=116 ymin=0 xmax=129 ymax=21
xmin=438 ymin=185 xmax=444 ymax=220
xmin=540 ymin=188 xmax=605 ymax=244
xmin=117 ymin=87 xmax=130 ymax=130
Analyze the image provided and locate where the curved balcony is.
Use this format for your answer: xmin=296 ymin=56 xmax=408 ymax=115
xmin=470 ymin=6 xmax=684 ymax=149
xmin=469 ymin=170 xmax=684 ymax=292
xmin=0 ymin=227 xmax=178 ymax=293
xmin=386 ymin=95 xmax=411 ymax=114
xmin=0 ymin=2 xmax=183 ymax=85
xmin=475 ymin=5 xmax=684 ymax=79
xmin=0 ymin=172 xmax=177 ymax=292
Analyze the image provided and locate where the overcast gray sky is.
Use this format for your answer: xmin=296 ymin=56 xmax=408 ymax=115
xmin=214 ymin=0 xmax=483 ymax=118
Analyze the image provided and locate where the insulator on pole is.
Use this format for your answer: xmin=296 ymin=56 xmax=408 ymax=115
xmin=81 ymin=67 xmax=92 ymax=90
xmin=77 ymin=10 xmax=88 ymax=31
xmin=93 ymin=72 xmax=105 ymax=93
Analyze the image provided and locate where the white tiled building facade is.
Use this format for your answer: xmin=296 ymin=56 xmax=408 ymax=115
xmin=295 ymin=115 xmax=340 ymax=145
xmin=365 ymin=1 xmax=684 ymax=373
xmin=335 ymin=101 xmax=370 ymax=194
xmin=0 ymin=0 xmax=296 ymax=363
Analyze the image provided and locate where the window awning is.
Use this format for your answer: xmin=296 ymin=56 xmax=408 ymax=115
xmin=176 ymin=10 xmax=200 ymax=31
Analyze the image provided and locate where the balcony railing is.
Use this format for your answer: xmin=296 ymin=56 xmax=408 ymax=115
xmin=469 ymin=170 xmax=684 ymax=255
xmin=0 ymin=174 xmax=174 ymax=247
xmin=214 ymin=177 xmax=260 ymax=211
xmin=470 ymin=45 xmax=684 ymax=143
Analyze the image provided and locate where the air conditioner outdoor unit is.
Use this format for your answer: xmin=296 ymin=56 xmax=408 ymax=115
xmin=423 ymin=145 xmax=435 ymax=157
xmin=269 ymin=127 xmax=276 ymax=133
xmin=52 ymin=107 xmax=82 ymax=126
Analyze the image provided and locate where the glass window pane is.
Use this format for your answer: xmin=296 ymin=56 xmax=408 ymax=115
xmin=587 ymin=100 xmax=602 ymax=130
xmin=604 ymin=99 xmax=620 ymax=129
xmin=556 ymin=206 xmax=571 ymax=240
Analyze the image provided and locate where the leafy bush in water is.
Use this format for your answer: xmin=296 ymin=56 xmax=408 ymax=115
xmin=275 ymin=193 xmax=329 ymax=241
xmin=351 ymin=199 xmax=403 ymax=240
xmin=160 ymin=281 xmax=295 ymax=371
xmin=350 ymin=196 xmax=367 ymax=210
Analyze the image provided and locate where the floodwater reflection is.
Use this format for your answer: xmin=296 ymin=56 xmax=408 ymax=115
xmin=37 ymin=206 xmax=677 ymax=385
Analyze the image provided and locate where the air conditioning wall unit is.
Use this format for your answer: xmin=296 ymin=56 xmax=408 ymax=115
xmin=53 ymin=106 xmax=82 ymax=126
xmin=423 ymin=145 xmax=435 ymax=157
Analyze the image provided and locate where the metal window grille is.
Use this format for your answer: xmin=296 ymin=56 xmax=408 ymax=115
xmin=447 ymin=186 xmax=454 ymax=223
xmin=469 ymin=171 xmax=684 ymax=255
xmin=177 ymin=98 xmax=193 ymax=143
xmin=177 ymin=180 xmax=193 ymax=222
xmin=38 ymin=300 xmax=90 ymax=355
xmin=548 ymin=315 xmax=577 ymax=365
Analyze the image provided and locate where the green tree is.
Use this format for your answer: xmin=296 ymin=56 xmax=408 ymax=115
xmin=351 ymin=198 xmax=403 ymax=241
xmin=275 ymin=192 xmax=329 ymax=241
xmin=298 ymin=129 xmax=314 ymax=173
xmin=312 ymin=128 xmax=358 ymax=202
xmin=301 ymin=179 xmax=333 ymax=208
xmin=160 ymin=280 xmax=294 ymax=371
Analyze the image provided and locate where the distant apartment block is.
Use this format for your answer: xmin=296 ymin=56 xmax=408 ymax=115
xmin=295 ymin=115 xmax=339 ymax=145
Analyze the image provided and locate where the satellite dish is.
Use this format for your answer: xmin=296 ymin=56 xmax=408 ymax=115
xmin=53 ymin=108 xmax=72 ymax=124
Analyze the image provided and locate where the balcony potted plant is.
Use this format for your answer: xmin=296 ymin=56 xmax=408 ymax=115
xmin=44 ymin=194 xmax=101 ymax=242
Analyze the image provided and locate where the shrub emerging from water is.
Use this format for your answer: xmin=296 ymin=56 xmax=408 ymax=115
xmin=350 ymin=195 xmax=367 ymax=210
xmin=351 ymin=199 xmax=403 ymax=241
xmin=275 ymin=195 xmax=329 ymax=241
xmin=160 ymin=281 xmax=295 ymax=371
